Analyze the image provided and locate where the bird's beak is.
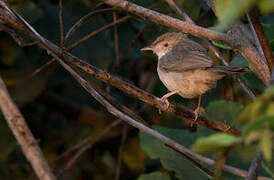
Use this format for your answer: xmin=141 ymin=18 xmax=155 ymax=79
xmin=141 ymin=45 xmax=153 ymax=51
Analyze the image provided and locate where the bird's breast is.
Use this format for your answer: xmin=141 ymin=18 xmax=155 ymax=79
xmin=157 ymin=66 xmax=223 ymax=98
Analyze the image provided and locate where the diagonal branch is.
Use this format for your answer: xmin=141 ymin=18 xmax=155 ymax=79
xmin=246 ymin=152 xmax=263 ymax=180
xmin=247 ymin=9 xmax=273 ymax=73
xmin=0 ymin=77 xmax=56 ymax=180
xmin=164 ymin=0 xmax=193 ymax=23
xmin=68 ymin=57 xmax=241 ymax=135
xmin=57 ymin=120 xmax=122 ymax=177
xmin=58 ymin=0 xmax=64 ymax=48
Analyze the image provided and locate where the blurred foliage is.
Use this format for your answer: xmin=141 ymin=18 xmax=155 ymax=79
xmin=214 ymin=0 xmax=274 ymax=30
xmin=0 ymin=0 xmax=273 ymax=179
xmin=137 ymin=171 xmax=171 ymax=180
xmin=202 ymin=100 xmax=243 ymax=123
xmin=139 ymin=126 xmax=211 ymax=179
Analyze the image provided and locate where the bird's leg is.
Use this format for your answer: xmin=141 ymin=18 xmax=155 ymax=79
xmin=193 ymin=95 xmax=201 ymax=123
xmin=160 ymin=90 xmax=179 ymax=110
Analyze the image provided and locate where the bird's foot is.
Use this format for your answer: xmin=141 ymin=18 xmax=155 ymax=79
xmin=158 ymin=97 xmax=170 ymax=114
xmin=192 ymin=96 xmax=201 ymax=126
xmin=193 ymin=108 xmax=199 ymax=122
xmin=161 ymin=97 xmax=170 ymax=110
xmin=190 ymin=108 xmax=199 ymax=127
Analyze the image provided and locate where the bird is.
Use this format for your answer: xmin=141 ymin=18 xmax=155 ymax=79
xmin=141 ymin=32 xmax=248 ymax=121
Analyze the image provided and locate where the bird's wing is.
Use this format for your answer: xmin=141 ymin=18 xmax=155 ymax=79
xmin=159 ymin=41 xmax=214 ymax=72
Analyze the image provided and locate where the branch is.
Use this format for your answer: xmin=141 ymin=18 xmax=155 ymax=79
xmin=115 ymin=124 xmax=128 ymax=180
xmin=164 ymin=0 xmax=193 ymax=23
xmin=0 ymin=77 xmax=56 ymax=180
xmin=101 ymin=0 xmax=228 ymax=42
xmin=64 ymin=8 xmax=115 ymax=42
xmin=247 ymin=9 xmax=273 ymax=73
xmin=69 ymin=57 xmax=241 ymax=135
xmin=246 ymin=152 xmax=263 ymax=180
xmin=57 ymin=120 xmax=122 ymax=177
xmin=58 ymin=0 xmax=64 ymax=48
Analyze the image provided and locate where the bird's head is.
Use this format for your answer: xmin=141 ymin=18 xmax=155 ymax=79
xmin=141 ymin=32 xmax=185 ymax=58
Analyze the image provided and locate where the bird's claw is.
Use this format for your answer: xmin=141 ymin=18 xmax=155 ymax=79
xmin=158 ymin=97 xmax=170 ymax=114
xmin=192 ymin=107 xmax=199 ymax=126
xmin=161 ymin=97 xmax=170 ymax=110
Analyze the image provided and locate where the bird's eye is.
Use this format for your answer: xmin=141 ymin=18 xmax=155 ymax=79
xmin=164 ymin=43 xmax=169 ymax=47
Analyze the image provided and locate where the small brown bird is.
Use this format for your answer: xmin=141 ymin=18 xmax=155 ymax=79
xmin=141 ymin=32 xmax=247 ymax=121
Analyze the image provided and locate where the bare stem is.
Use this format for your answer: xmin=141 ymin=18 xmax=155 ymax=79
xmin=0 ymin=77 xmax=56 ymax=180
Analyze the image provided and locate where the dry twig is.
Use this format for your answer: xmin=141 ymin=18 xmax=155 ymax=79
xmin=246 ymin=152 xmax=263 ymax=180
xmin=57 ymin=120 xmax=122 ymax=177
xmin=247 ymin=9 xmax=273 ymax=72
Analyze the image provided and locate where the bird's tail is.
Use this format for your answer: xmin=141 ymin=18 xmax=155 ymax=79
xmin=209 ymin=66 xmax=249 ymax=75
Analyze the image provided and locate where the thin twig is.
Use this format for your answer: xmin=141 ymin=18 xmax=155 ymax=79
xmin=31 ymin=58 xmax=56 ymax=76
xmin=203 ymin=0 xmax=216 ymax=14
xmin=52 ymin=119 xmax=122 ymax=164
xmin=57 ymin=120 xmax=122 ymax=177
xmin=115 ymin=124 xmax=128 ymax=180
xmin=120 ymin=23 xmax=152 ymax=58
xmin=68 ymin=15 xmax=131 ymax=50
xmin=0 ymin=24 xmax=36 ymax=46
xmin=113 ymin=11 xmax=120 ymax=67
xmin=31 ymin=2 xmax=164 ymax=76
xmin=32 ymin=14 xmax=130 ymax=77
xmin=246 ymin=152 xmax=263 ymax=180
xmin=164 ymin=0 xmax=193 ymax=23
xmin=0 ymin=77 xmax=56 ymax=180
xmin=65 ymin=8 xmax=115 ymax=42
xmin=58 ymin=0 xmax=64 ymax=48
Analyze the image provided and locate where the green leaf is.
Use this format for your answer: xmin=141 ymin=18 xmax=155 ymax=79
xmin=262 ymin=24 xmax=274 ymax=40
xmin=202 ymin=100 xmax=243 ymax=123
xmin=139 ymin=126 xmax=211 ymax=179
xmin=262 ymin=161 xmax=274 ymax=179
xmin=230 ymin=54 xmax=265 ymax=90
xmin=230 ymin=54 xmax=248 ymax=68
xmin=241 ymin=72 xmax=265 ymax=91
xmin=138 ymin=172 xmax=171 ymax=180
xmin=214 ymin=0 xmax=256 ymax=31
xmin=237 ymin=99 xmax=265 ymax=123
xmin=212 ymin=41 xmax=232 ymax=49
xmin=260 ymin=129 xmax=272 ymax=161
xmin=243 ymin=115 xmax=274 ymax=137
xmin=237 ymin=87 xmax=274 ymax=123
xmin=257 ymin=0 xmax=274 ymax=13
xmin=264 ymin=86 xmax=274 ymax=95
xmin=192 ymin=133 xmax=241 ymax=153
